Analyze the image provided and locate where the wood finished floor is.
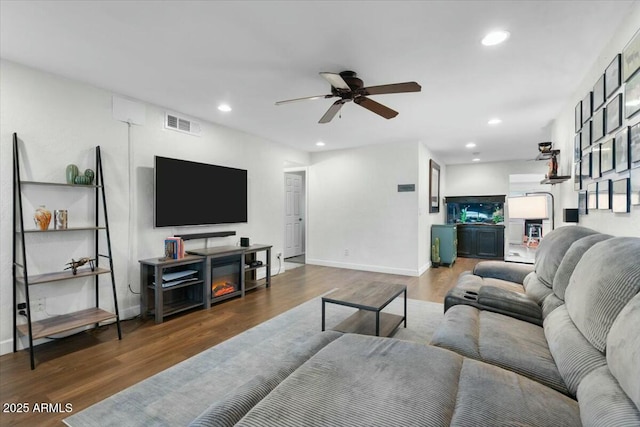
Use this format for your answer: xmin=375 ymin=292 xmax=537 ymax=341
xmin=0 ymin=259 xmax=479 ymax=426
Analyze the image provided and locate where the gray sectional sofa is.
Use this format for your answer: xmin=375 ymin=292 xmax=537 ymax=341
xmin=190 ymin=228 xmax=640 ymax=426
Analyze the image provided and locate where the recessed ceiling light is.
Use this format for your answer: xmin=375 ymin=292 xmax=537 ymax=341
xmin=218 ymin=104 xmax=232 ymax=112
xmin=482 ymin=30 xmax=510 ymax=46
xmin=465 ymin=142 xmax=476 ymax=148
xmin=472 ymin=158 xmax=481 ymax=162
xmin=488 ymin=118 xmax=502 ymax=125
xmin=316 ymin=141 xmax=325 ymax=147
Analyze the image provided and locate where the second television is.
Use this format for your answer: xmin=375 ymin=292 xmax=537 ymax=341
xmin=154 ymin=156 xmax=248 ymax=227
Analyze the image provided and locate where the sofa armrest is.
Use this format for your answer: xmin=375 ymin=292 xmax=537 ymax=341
xmin=473 ymin=261 xmax=534 ymax=285
xmin=477 ymin=286 xmax=542 ymax=325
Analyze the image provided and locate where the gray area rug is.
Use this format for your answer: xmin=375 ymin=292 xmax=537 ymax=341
xmin=64 ymin=296 xmax=444 ymax=426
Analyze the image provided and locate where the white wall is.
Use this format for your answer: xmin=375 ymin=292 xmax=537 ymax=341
xmin=0 ymin=60 xmax=309 ymax=355
xmin=445 ymin=160 xmax=547 ymax=197
xmin=552 ymin=6 xmax=640 ymax=236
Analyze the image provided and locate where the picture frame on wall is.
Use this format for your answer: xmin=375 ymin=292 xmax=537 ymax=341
xmin=582 ymin=92 xmax=592 ymax=123
xmin=592 ymin=144 xmax=601 ymax=179
xmin=593 ymin=74 xmax=605 ymax=110
xmin=578 ymin=191 xmax=588 ymax=215
xmin=631 ymin=122 xmax=640 ymax=167
xmin=605 ymin=54 xmax=622 ymax=98
xmin=575 ymin=101 xmax=582 ymax=133
xmin=592 ymin=108 xmax=605 ymax=142
xmin=631 ymin=168 xmax=640 ymax=206
xmin=581 ymin=151 xmax=591 ymax=181
xmin=429 ymin=159 xmax=440 ymax=213
xmin=587 ymin=182 xmax=598 ymax=210
xmin=625 ymin=71 xmax=640 ymax=118
xmin=574 ymin=162 xmax=581 ymax=191
xmin=615 ymin=127 xmax=630 ymax=173
xmin=582 ymin=121 xmax=592 ymax=148
xmin=598 ymin=180 xmax=611 ymax=210
xmin=605 ymin=93 xmax=622 ymax=134
xmin=574 ymin=133 xmax=582 ymax=162
xmin=612 ymin=178 xmax=630 ymax=213
xmin=600 ymin=138 xmax=614 ymax=174
xmin=623 ymin=29 xmax=640 ymax=82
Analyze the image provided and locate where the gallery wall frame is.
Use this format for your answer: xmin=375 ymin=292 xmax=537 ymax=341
xmin=600 ymin=139 xmax=614 ymax=174
xmin=605 ymin=54 xmax=622 ymax=98
xmin=587 ymin=182 xmax=598 ymax=210
xmin=575 ymin=101 xmax=582 ymax=133
xmin=574 ymin=133 xmax=582 ymax=162
xmin=597 ymin=180 xmax=611 ymax=210
xmin=626 ymin=71 xmax=640 ymax=119
xmin=631 ymin=168 xmax=640 ymax=206
xmin=582 ymin=92 xmax=592 ymax=123
xmin=612 ymin=178 xmax=630 ymax=213
xmin=581 ymin=151 xmax=592 ymax=181
xmin=582 ymin=120 xmax=592 ymax=148
xmin=592 ymin=144 xmax=601 ymax=179
xmin=605 ymin=93 xmax=622 ymax=134
xmin=429 ymin=159 xmax=440 ymax=213
xmin=623 ymin=29 xmax=640 ymax=82
xmin=578 ymin=191 xmax=588 ymax=215
xmin=631 ymin=122 xmax=640 ymax=167
xmin=615 ymin=126 xmax=630 ymax=173
xmin=593 ymin=108 xmax=605 ymax=142
xmin=593 ymin=74 xmax=606 ymax=110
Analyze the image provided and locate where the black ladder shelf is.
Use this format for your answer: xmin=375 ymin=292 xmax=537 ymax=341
xmin=12 ymin=132 xmax=122 ymax=369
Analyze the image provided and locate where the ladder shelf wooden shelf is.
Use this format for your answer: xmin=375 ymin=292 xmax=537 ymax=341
xmin=12 ymin=132 xmax=122 ymax=369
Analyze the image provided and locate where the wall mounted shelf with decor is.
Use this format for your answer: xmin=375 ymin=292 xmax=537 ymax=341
xmin=541 ymin=176 xmax=571 ymax=185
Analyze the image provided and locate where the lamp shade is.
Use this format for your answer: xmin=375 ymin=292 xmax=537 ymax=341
xmin=508 ymin=195 xmax=549 ymax=220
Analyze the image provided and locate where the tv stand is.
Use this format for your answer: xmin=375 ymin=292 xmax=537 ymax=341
xmin=139 ymin=244 xmax=272 ymax=323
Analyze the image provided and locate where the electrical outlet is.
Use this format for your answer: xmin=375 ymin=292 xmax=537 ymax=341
xmin=277 ymin=252 xmax=282 ymax=259
xmin=17 ymin=302 xmax=27 ymax=310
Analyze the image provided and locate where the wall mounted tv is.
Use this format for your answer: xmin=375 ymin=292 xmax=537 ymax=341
xmin=154 ymin=156 xmax=247 ymax=227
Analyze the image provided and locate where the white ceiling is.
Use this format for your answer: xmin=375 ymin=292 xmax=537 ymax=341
xmin=0 ymin=1 xmax=634 ymax=164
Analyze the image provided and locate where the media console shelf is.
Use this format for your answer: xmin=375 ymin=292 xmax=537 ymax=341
xmin=140 ymin=244 xmax=272 ymax=323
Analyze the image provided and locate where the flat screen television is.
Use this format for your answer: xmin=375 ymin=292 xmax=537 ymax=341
xmin=154 ymin=156 xmax=247 ymax=227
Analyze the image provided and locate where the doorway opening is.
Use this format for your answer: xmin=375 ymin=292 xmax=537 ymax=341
xmin=284 ymin=169 xmax=307 ymax=271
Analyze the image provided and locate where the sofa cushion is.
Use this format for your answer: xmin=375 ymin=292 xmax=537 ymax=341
xmin=543 ymin=306 xmax=606 ymax=396
xmin=523 ymin=272 xmax=554 ymax=304
xmin=430 ymin=305 xmax=568 ymax=394
xmin=235 ymin=334 xmax=580 ymax=427
xmin=565 ymin=237 xmax=640 ymax=352
xmin=577 ymin=366 xmax=640 ymax=427
xmin=541 ymin=293 xmax=564 ymax=318
xmin=456 ymin=271 xmax=525 ymax=294
xmin=606 ymin=292 xmax=640 ymax=410
xmin=534 ymin=225 xmax=599 ymax=287
xmin=552 ymin=233 xmax=612 ymax=300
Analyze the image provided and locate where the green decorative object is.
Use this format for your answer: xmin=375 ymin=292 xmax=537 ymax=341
xmin=66 ymin=164 xmax=79 ymax=184
xmin=84 ymin=169 xmax=95 ymax=184
xmin=74 ymin=175 xmax=90 ymax=185
xmin=460 ymin=208 xmax=467 ymax=223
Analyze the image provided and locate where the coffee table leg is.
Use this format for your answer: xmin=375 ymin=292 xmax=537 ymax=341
xmin=404 ymin=288 xmax=407 ymax=328
xmin=321 ymin=300 xmax=326 ymax=331
xmin=376 ymin=311 xmax=380 ymax=336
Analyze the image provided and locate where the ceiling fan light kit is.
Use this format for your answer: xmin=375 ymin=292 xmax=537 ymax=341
xmin=276 ymin=70 xmax=421 ymax=123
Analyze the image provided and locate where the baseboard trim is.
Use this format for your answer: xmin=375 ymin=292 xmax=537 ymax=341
xmin=306 ymin=258 xmax=420 ymax=277
xmin=419 ymin=262 xmax=431 ymax=276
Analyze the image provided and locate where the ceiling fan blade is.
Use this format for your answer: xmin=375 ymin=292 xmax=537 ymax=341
xmin=275 ymin=94 xmax=334 ymax=105
xmin=319 ymin=100 xmax=345 ymax=124
xmin=354 ymin=96 xmax=398 ymax=119
xmin=319 ymin=72 xmax=351 ymax=91
xmin=360 ymin=82 xmax=421 ymax=96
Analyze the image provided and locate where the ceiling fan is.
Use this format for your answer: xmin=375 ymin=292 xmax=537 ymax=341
xmin=275 ymin=71 xmax=421 ymax=123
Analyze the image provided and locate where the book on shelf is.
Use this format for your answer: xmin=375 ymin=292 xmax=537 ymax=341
xmin=164 ymin=237 xmax=185 ymax=260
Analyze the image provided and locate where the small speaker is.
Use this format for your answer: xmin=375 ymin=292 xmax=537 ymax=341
xmin=240 ymin=237 xmax=250 ymax=247
xmin=563 ymin=208 xmax=579 ymax=223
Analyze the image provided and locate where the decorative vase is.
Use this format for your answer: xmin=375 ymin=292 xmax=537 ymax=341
xmin=34 ymin=205 xmax=52 ymax=230
xmin=66 ymin=164 xmax=79 ymax=184
xmin=74 ymin=175 xmax=90 ymax=185
xmin=84 ymin=169 xmax=95 ymax=184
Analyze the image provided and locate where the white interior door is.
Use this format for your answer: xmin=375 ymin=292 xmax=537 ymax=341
xmin=284 ymin=173 xmax=303 ymax=258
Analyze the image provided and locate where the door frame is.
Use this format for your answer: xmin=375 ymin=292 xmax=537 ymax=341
xmin=284 ymin=166 xmax=309 ymax=260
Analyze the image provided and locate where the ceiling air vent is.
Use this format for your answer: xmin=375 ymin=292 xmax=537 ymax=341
xmin=165 ymin=113 xmax=201 ymax=136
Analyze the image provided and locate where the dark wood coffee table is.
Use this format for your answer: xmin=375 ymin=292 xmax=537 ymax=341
xmin=321 ymin=282 xmax=407 ymax=337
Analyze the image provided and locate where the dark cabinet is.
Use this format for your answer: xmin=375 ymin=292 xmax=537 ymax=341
xmin=457 ymin=225 xmax=504 ymax=260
